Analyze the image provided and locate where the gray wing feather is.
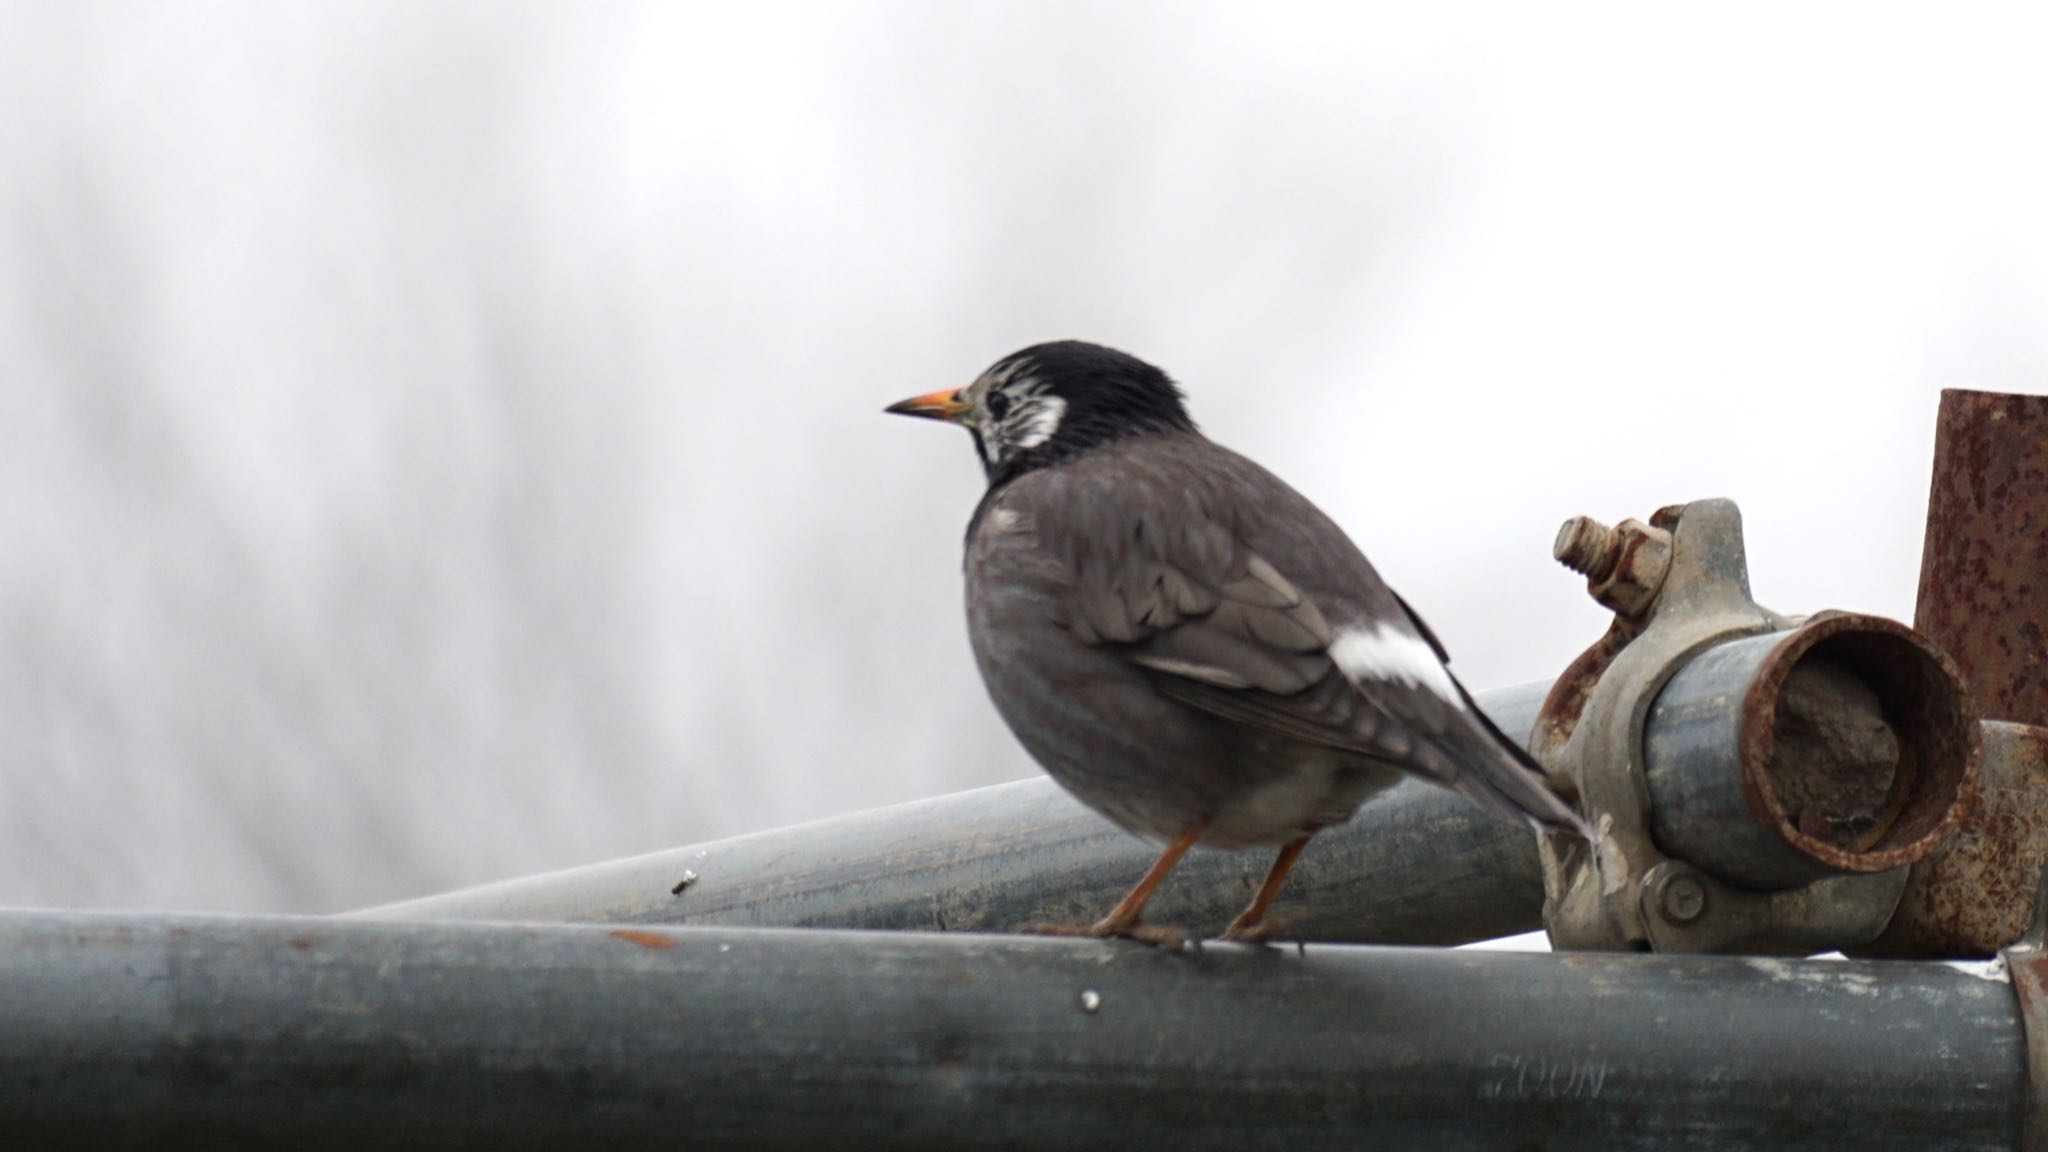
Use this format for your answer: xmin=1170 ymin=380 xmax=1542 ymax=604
xmin=1021 ymin=440 xmax=1585 ymax=835
xmin=1066 ymin=522 xmax=1582 ymax=833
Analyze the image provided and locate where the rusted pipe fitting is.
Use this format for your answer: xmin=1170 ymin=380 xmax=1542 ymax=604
xmin=1861 ymin=720 xmax=2048 ymax=958
xmin=1540 ymin=499 xmax=1984 ymax=954
xmin=1552 ymin=516 xmax=1673 ymax=619
xmin=1644 ymin=614 xmax=1980 ymax=891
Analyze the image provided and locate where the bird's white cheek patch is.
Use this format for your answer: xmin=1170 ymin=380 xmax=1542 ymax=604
xmin=1010 ymin=396 xmax=1067 ymax=451
xmin=1329 ymin=623 xmax=1462 ymax=704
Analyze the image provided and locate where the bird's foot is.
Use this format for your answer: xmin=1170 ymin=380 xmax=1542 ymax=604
xmin=1218 ymin=915 xmax=1291 ymax=945
xmin=1112 ymin=922 xmax=1192 ymax=951
xmin=1024 ymin=919 xmax=1191 ymax=951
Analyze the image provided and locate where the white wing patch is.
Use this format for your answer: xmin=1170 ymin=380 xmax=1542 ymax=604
xmin=1329 ymin=622 xmax=1462 ymax=704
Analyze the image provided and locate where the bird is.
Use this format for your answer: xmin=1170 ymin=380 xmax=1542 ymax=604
xmin=887 ymin=340 xmax=1589 ymax=945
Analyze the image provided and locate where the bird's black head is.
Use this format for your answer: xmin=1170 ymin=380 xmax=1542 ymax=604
xmin=885 ymin=341 xmax=1197 ymax=483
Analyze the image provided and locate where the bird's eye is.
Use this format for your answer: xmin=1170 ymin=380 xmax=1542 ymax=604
xmin=986 ymin=391 xmax=1012 ymax=420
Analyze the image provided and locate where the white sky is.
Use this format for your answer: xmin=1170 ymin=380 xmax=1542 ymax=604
xmin=1 ymin=3 xmax=2043 ymax=911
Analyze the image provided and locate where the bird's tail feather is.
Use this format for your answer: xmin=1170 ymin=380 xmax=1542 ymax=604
xmin=1449 ymin=683 xmax=1594 ymax=841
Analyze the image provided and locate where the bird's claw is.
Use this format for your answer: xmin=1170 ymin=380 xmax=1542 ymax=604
xmin=1115 ymin=922 xmax=1192 ymax=951
xmin=1023 ymin=920 xmax=1192 ymax=952
xmin=1218 ymin=916 xmax=1290 ymax=945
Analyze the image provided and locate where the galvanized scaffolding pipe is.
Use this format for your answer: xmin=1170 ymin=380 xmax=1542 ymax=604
xmin=0 ymin=910 xmax=2024 ymax=1151
xmin=363 ymin=682 xmax=1558 ymax=945
xmin=1643 ymin=613 xmax=1978 ymax=890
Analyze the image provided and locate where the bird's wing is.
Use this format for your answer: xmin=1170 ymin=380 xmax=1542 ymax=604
xmin=1060 ymin=519 xmax=1582 ymax=834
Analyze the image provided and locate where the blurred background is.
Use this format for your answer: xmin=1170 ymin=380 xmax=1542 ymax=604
xmin=2 ymin=2 xmax=2044 ymax=913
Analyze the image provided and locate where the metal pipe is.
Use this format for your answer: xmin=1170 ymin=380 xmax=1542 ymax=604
xmin=1856 ymin=388 xmax=2048 ymax=959
xmin=0 ymin=910 xmax=2025 ymax=1151
xmin=1644 ymin=613 xmax=1978 ymax=890
xmin=1864 ymin=720 xmax=2048 ymax=958
xmin=364 ymin=683 xmax=1557 ymax=946
xmin=1915 ymin=387 xmax=2048 ymax=728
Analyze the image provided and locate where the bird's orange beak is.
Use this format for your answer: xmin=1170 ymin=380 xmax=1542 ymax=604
xmin=884 ymin=387 xmax=969 ymax=424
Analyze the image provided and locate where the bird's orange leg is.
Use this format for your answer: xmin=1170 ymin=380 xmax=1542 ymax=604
xmin=1029 ymin=824 xmax=1204 ymax=948
xmin=1221 ymin=834 xmax=1312 ymax=942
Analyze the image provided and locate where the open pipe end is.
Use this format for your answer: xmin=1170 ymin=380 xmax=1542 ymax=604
xmin=1740 ymin=614 xmax=1980 ymax=873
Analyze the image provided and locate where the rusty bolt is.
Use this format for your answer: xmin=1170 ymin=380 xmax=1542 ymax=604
xmin=1554 ymin=517 xmax=1623 ymax=581
xmin=1659 ymin=873 xmax=1707 ymax=923
xmin=1555 ymin=515 xmax=1673 ymax=620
